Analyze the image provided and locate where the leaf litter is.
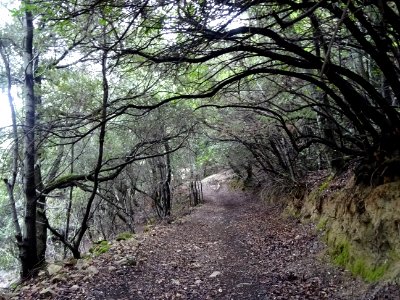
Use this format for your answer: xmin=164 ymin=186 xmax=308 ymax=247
xmin=9 ymin=179 xmax=400 ymax=299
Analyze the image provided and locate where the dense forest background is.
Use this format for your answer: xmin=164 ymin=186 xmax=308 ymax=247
xmin=0 ymin=0 xmax=399 ymax=281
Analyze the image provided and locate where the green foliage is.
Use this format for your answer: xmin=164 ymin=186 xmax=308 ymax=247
xmin=45 ymin=174 xmax=81 ymax=190
xmin=195 ymin=143 xmax=217 ymax=167
xmin=332 ymin=240 xmax=350 ymax=266
xmin=284 ymin=207 xmax=302 ymax=219
xmin=53 ymin=19 xmax=74 ymax=34
xmin=89 ymin=241 xmax=110 ymax=257
xmin=0 ymin=249 xmax=17 ymax=270
xmin=98 ymin=18 xmax=107 ymax=26
xmin=316 ymin=217 xmax=328 ymax=231
xmin=115 ymin=232 xmax=134 ymax=241
xmin=319 ymin=175 xmax=333 ymax=192
xmin=0 ymin=187 xmax=18 ymax=271
xmin=351 ymin=259 xmax=388 ymax=282
xmin=10 ymin=3 xmax=37 ymax=17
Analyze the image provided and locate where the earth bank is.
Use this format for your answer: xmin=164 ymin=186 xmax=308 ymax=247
xmin=286 ymin=171 xmax=400 ymax=284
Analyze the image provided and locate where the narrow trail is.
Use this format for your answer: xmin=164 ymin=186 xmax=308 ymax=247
xmin=68 ymin=180 xmax=390 ymax=299
xmin=41 ymin=178 xmax=398 ymax=299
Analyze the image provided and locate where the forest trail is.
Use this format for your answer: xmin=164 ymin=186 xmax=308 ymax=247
xmin=15 ymin=172 xmax=400 ymax=300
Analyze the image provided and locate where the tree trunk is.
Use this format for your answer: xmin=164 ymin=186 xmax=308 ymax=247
xmin=35 ymin=167 xmax=47 ymax=264
xmin=0 ymin=41 xmax=22 ymax=243
xmin=64 ymin=144 xmax=74 ymax=258
xmin=33 ymin=53 xmax=47 ymax=265
xmin=73 ymin=47 xmax=109 ymax=256
xmin=21 ymin=1 xmax=40 ymax=278
xmin=164 ymin=142 xmax=172 ymax=216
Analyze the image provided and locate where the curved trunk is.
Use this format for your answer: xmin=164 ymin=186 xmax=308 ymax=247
xmin=0 ymin=40 xmax=22 ymax=243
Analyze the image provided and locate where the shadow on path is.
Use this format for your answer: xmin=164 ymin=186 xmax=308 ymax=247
xmin=53 ymin=174 xmax=399 ymax=300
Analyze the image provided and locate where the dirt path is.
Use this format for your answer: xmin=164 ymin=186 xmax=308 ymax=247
xmin=19 ymin=177 xmax=399 ymax=299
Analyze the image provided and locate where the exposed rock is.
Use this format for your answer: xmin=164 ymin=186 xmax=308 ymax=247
xmin=69 ymin=273 xmax=84 ymax=280
xmin=115 ymin=258 xmax=128 ymax=266
xmin=126 ymin=257 xmax=137 ymax=266
xmin=171 ymin=279 xmax=180 ymax=285
xmin=47 ymin=263 xmax=63 ymax=276
xmin=75 ymin=260 xmax=90 ymax=270
xmin=39 ymin=287 xmax=56 ymax=297
xmin=51 ymin=274 xmax=68 ymax=283
xmin=86 ymin=266 xmax=99 ymax=275
xmin=209 ymin=271 xmax=221 ymax=278
xmin=70 ymin=285 xmax=79 ymax=291
xmin=63 ymin=258 xmax=78 ymax=267
xmin=0 ymin=292 xmax=13 ymax=300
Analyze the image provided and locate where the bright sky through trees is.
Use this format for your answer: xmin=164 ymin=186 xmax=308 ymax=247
xmin=0 ymin=93 xmax=12 ymax=128
xmin=0 ymin=2 xmax=17 ymax=128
